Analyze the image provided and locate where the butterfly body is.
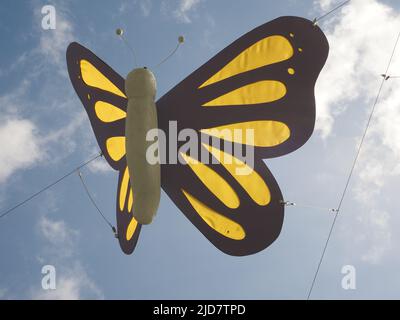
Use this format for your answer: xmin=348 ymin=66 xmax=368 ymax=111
xmin=125 ymin=67 xmax=160 ymax=225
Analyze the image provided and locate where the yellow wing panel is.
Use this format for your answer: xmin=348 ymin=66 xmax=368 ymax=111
xmin=128 ymin=187 xmax=134 ymax=213
xmin=95 ymin=101 xmax=126 ymax=122
xmin=118 ymin=168 xmax=138 ymax=242
xmin=106 ymin=137 xmax=126 ymax=161
xmin=201 ymin=121 xmax=290 ymax=147
xmin=203 ymin=144 xmax=271 ymax=206
xmin=80 ymin=60 xmax=127 ymax=98
xmin=180 ymin=153 xmax=240 ymax=209
xmin=182 ymin=190 xmax=245 ymax=240
xmin=126 ymin=217 xmax=139 ymax=241
xmin=119 ymin=167 xmax=130 ymax=211
xmin=202 ymin=81 xmax=286 ymax=106
xmin=199 ymin=35 xmax=293 ymax=88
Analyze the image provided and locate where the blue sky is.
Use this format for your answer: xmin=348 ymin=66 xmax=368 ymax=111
xmin=1 ymin=0 xmax=400 ymax=299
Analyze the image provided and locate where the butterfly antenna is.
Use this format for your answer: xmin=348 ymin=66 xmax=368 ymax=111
xmin=153 ymin=36 xmax=185 ymax=69
xmin=116 ymin=28 xmax=138 ymax=67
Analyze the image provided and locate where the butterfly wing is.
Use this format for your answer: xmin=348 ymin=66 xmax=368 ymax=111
xmin=157 ymin=16 xmax=329 ymax=159
xmin=66 ymin=42 xmax=141 ymax=254
xmin=157 ymin=16 xmax=329 ymax=255
xmin=162 ymin=146 xmax=284 ymax=256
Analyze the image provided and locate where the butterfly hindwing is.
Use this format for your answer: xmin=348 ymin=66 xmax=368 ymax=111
xmin=168 ymin=146 xmax=284 ymax=256
xmin=116 ymin=165 xmax=141 ymax=254
xmin=66 ymin=42 xmax=141 ymax=254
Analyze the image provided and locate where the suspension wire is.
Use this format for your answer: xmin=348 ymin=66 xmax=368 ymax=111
xmin=280 ymin=200 xmax=338 ymax=213
xmin=77 ymin=169 xmax=116 ymax=235
xmin=313 ymin=0 xmax=351 ymax=25
xmin=381 ymin=74 xmax=400 ymax=80
xmin=0 ymin=152 xmax=102 ymax=220
xmin=307 ymin=30 xmax=400 ymax=300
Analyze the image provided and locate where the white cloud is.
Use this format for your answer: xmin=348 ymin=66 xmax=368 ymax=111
xmin=32 ymin=217 xmax=103 ymax=299
xmin=41 ymin=110 xmax=87 ymax=159
xmin=87 ymin=156 xmax=113 ymax=174
xmin=359 ymin=209 xmax=392 ymax=264
xmin=139 ymin=0 xmax=152 ymax=16
xmin=38 ymin=18 xmax=73 ymax=66
xmin=314 ymin=0 xmax=400 ymax=264
xmin=172 ymin=0 xmax=202 ymax=23
xmin=0 ymin=1 xmax=104 ymax=300
xmin=118 ymin=0 xmax=152 ymax=17
xmin=38 ymin=216 xmax=78 ymax=252
xmin=314 ymin=0 xmax=400 ymax=137
xmin=32 ymin=263 xmax=103 ymax=300
xmin=0 ymin=118 xmax=42 ymax=183
xmin=0 ymin=3 xmax=82 ymax=186
xmin=315 ymin=0 xmax=335 ymax=11
xmin=36 ymin=4 xmax=74 ymax=68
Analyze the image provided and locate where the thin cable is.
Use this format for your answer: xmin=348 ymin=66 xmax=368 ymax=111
xmin=77 ymin=169 xmax=115 ymax=232
xmin=313 ymin=0 xmax=351 ymax=24
xmin=381 ymin=74 xmax=400 ymax=79
xmin=294 ymin=204 xmax=337 ymax=213
xmin=0 ymin=152 xmax=102 ymax=220
xmin=307 ymin=30 xmax=400 ymax=300
xmin=281 ymin=200 xmax=338 ymax=213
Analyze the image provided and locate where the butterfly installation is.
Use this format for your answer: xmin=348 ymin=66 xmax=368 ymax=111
xmin=66 ymin=16 xmax=329 ymax=256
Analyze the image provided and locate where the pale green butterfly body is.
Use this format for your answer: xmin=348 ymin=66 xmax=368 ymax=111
xmin=125 ymin=67 xmax=160 ymax=225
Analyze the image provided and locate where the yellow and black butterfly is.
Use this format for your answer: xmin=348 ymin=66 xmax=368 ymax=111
xmin=66 ymin=16 xmax=329 ymax=256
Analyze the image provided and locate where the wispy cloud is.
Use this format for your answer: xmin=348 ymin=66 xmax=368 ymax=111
xmin=36 ymin=6 xmax=74 ymax=68
xmin=139 ymin=0 xmax=152 ymax=17
xmin=314 ymin=0 xmax=400 ymax=137
xmin=314 ymin=0 xmax=400 ymax=263
xmin=37 ymin=216 xmax=78 ymax=257
xmin=0 ymin=3 xmax=104 ymax=296
xmin=175 ymin=0 xmax=202 ymax=23
xmin=0 ymin=3 xmax=103 ymax=185
xmin=87 ymin=155 xmax=113 ymax=174
xmin=315 ymin=0 xmax=336 ymax=11
xmin=161 ymin=0 xmax=202 ymax=23
xmin=31 ymin=216 xmax=103 ymax=299
xmin=31 ymin=262 xmax=103 ymax=300
xmin=118 ymin=0 xmax=153 ymax=17
xmin=360 ymin=209 xmax=392 ymax=264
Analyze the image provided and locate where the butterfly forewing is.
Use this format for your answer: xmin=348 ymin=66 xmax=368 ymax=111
xmin=157 ymin=16 xmax=329 ymax=159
